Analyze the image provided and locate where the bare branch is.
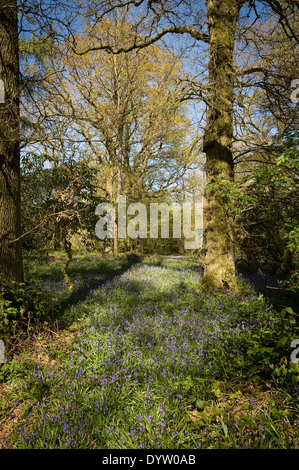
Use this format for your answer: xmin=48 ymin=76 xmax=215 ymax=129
xmin=72 ymin=26 xmax=209 ymax=56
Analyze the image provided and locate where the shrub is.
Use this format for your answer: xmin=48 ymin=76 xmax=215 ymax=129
xmin=0 ymin=280 xmax=54 ymax=338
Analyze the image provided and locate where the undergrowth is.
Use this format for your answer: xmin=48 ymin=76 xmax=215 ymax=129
xmin=0 ymin=254 xmax=298 ymax=449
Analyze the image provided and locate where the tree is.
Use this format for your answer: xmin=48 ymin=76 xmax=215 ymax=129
xmin=21 ymin=150 xmax=100 ymax=285
xmin=233 ymin=13 xmax=298 ymax=167
xmin=201 ymin=0 xmax=241 ymax=290
xmin=238 ymin=132 xmax=299 ymax=281
xmin=7 ymin=0 xmax=296 ymax=290
xmin=70 ymin=0 xmax=297 ymax=290
xmin=22 ymin=16 xmax=198 ymax=256
xmin=0 ymin=0 xmax=77 ymax=287
xmin=0 ymin=0 xmax=23 ymax=286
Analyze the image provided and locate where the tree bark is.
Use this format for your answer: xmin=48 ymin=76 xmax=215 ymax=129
xmin=114 ymin=212 xmax=119 ymax=256
xmin=0 ymin=0 xmax=23 ymax=286
xmin=202 ymin=0 xmax=241 ymax=290
xmin=114 ymin=166 xmax=122 ymax=257
xmin=61 ymin=229 xmax=73 ymax=287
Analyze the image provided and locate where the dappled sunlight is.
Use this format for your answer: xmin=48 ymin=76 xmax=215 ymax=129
xmin=2 ymin=258 xmax=297 ymax=449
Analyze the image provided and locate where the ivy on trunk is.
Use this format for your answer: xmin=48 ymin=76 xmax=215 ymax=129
xmin=202 ymin=0 xmax=241 ymax=291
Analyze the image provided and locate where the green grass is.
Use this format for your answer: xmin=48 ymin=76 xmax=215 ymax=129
xmin=0 ymin=254 xmax=298 ymax=449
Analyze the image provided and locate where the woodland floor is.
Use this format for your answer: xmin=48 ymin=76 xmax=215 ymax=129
xmin=0 ymin=254 xmax=298 ymax=449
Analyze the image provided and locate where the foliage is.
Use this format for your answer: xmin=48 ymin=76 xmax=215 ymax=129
xmin=1 ymin=0 xmax=298 ymax=449
xmin=1 ymin=256 xmax=298 ymax=449
xmin=21 ymin=152 xmax=101 ymax=254
xmin=0 ymin=279 xmax=54 ymax=338
xmin=0 ymin=359 xmax=24 ymax=384
xmin=236 ymin=133 xmax=299 ymax=282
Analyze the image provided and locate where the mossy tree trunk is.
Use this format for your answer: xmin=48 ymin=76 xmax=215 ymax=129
xmin=0 ymin=0 xmax=23 ymax=286
xmin=202 ymin=0 xmax=241 ymax=290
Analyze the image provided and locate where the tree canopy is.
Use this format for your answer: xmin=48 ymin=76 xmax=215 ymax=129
xmin=0 ymin=0 xmax=298 ymax=289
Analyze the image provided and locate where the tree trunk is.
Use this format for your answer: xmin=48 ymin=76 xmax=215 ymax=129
xmin=113 ymin=167 xmax=122 ymax=257
xmin=114 ymin=215 xmax=119 ymax=256
xmin=202 ymin=0 xmax=240 ymax=290
xmin=0 ymin=0 xmax=23 ymax=286
xmin=61 ymin=229 xmax=73 ymax=287
xmin=53 ymin=232 xmax=61 ymax=251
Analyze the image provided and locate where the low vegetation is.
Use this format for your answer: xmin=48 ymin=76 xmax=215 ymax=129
xmin=0 ymin=254 xmax=298 ymax=449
